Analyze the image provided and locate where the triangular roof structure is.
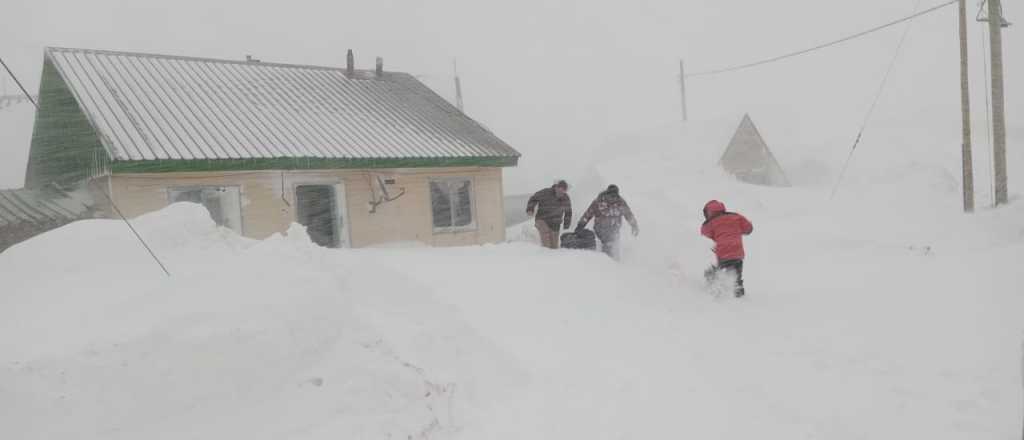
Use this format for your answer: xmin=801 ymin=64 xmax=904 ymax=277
xmin=718 ymin=114 xmax=790 ymax=187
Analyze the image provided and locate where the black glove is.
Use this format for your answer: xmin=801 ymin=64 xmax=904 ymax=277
xmin=563 ymin=222 xmax=572 ymax=231
xmin=575 ymin=221 xmax=586 ymax=233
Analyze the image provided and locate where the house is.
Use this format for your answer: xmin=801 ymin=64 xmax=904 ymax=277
xmin=23 ymin=47 xmax=520 ymax=248
xmin=719 ymin=114 xmax=790 ymax=187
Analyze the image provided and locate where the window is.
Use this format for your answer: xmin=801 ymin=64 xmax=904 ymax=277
xmin=167 ymin=186 xmax=242 ymax=232
xmin=430 ymin=178 xmax=475 ymax=232
xmin=294 ymin=185 xmax=340 ymax=248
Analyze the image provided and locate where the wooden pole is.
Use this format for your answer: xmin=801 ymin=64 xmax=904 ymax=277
xmin=988 ymin=0 xmax=1008 ymax=205
xmin=958 ymin=0 xmax=974 ymax=212
xmin=679 ymin=59 xmax=688 ymax=121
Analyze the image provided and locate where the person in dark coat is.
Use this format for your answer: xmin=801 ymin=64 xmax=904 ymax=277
xmin=700 ymin=200 xmax=753 ymax=297
xmin=526 ymin=180 xmax=572 ymax=249
xmin=576 ymin=184 xmax=638 ymax=260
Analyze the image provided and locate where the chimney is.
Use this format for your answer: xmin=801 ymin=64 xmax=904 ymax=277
xmin=245 ymin=55 xmax=260 ymax=63
xmin=375 ymin=57 xmax=383 ymax=77
xmin=346 ymin=49 xmax=354 ymax=76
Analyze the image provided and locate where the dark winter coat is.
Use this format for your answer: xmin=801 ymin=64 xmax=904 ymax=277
xmin=700 ymin=200 xmax=753 ymax=261
xmin=527 ymin=186 xmax=572 ymax=229
xmin=580 ymin=191 xmax=638 ymax=240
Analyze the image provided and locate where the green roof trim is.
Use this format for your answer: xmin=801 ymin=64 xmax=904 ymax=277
xmin=110 ymin=156 xmax=518 ymax=173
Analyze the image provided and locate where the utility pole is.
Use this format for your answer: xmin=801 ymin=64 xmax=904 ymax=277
xmin=679 ymin=59 xmax=688 ymax=121
xmin=453 ymin=59 xmax=464 ymax=112
xmin=958 ymin=0 xmax=974 ymax=212
xmin=988 ymin=0 xmax=1009 ymax=205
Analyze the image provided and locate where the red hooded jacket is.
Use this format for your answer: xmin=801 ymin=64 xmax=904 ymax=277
xmin=700 ymin=200 xmax=753 ymax=261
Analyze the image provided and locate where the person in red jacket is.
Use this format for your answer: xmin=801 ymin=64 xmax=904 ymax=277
xmin=700 ymin=200 xmax=753 ymax=297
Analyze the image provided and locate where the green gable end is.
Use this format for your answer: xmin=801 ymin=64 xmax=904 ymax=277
xmin=25 ymin=56 xmax=108 ymax=189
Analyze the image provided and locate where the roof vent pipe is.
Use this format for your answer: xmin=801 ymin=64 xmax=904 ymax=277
xmin=346 ymin=50 xmax=354 ymax=76
xmin=375 ymin=57 xmax=383 ymax=77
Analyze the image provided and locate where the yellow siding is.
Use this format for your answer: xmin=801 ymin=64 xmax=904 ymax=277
xmin=109 ymin=167 xmax=507 ymax=247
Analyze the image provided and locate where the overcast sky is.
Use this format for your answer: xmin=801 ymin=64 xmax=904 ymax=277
xmin=1 ymin=0 xmax=1019 ymax=193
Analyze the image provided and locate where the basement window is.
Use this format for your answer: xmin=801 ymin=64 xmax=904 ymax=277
xmin=167 ymin=186 xmax=242 ymax=233
xmin=430 ymin=178 xmax=475 ymax=232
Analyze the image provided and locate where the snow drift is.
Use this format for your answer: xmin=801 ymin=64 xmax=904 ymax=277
xmin=2 ymin=124 xmax=1023 ymax=438
xmin=0 ymin=204 xmax=526 ymax=439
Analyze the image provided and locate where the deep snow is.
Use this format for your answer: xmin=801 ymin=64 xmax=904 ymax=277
xmin=2 ymin=121 xmax=1023 ymax=438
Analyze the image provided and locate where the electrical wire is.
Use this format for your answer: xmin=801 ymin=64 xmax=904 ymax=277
xmin=95 ymin=183 xmax=172 ymax=276
xmin=830 ymin=0 xmax=926 ymax=199
xmin=686 ymin=0 xmax=957 ymax=78
xmin=0 ymin=56 xmax=37 ymax=108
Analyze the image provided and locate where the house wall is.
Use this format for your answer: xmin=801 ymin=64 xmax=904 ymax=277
xmin=108 ymin=167 xmax=507 ymax=247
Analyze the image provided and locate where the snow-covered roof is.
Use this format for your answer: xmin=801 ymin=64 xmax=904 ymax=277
xmin=0 ymin=187 xmax=91 ymax=228
xmin=42 ymin=47 xmax=519 ymax=164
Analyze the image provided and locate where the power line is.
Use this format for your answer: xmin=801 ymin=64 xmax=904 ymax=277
xmin=1 ymin=54 xmax=171 ymax=277
xmin=95 ymin=184 xmax=172 ymax=277
xmin=0 ymin=56 xmax=38 ymax=108
xmin=831 ymin=0 xmax=926 ymax=199
xmin=686 ymin=0 xmax=957 ymax=78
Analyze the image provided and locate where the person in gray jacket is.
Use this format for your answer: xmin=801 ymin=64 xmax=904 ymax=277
xmin=576 ymin=184 xmax=638 ymax=259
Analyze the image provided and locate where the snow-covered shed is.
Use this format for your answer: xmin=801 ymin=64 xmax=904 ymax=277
xmin=25 ymin=47 xmax=520 ymax=248
xmin=719 ymin=114 xmax=790 ymax=187
xmin=584 ymin=113 xmax=790 ymax=191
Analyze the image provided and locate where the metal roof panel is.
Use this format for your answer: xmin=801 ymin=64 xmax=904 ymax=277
xmin=45 ymin=47 xmax=519 ymax=164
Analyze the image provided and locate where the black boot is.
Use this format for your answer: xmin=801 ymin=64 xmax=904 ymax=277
xmin=703 ymin=266 xmax=717 ymax=284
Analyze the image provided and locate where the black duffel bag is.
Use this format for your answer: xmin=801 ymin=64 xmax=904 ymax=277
xmin=560 ymin=228 xmax=597 ymax=250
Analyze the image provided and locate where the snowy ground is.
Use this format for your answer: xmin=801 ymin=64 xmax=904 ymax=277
xmin=2 ymin=122 xmax=1023 ymax=438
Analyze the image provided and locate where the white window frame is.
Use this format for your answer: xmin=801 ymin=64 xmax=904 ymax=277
xmin=166 ymin=185 xmax=244 ymax=234
xmin=429 ymin=177 xmax=477 ymax=234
